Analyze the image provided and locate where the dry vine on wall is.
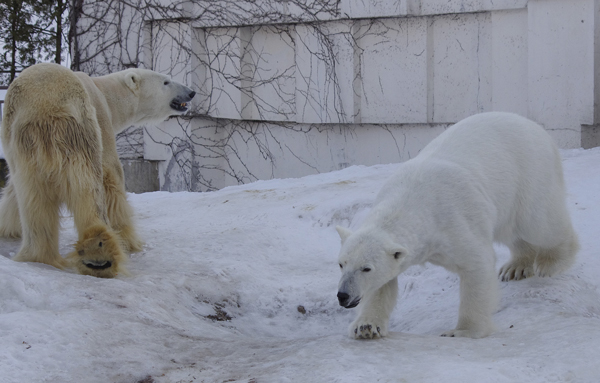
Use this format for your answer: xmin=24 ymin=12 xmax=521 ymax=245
xmin=71 ymin=0 xmax=409 ymax=191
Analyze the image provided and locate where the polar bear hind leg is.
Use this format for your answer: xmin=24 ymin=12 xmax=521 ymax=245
xmin=68 ymin=225 xmax=127 ymax=278
xmin=0 ymin=181 xmax=23 ymax=238
xmin=499 ymin=239 xmax=537 ymax=281
xmin=499 ymin=233 xmax=578 ymax=281
xmin=11 ymin=174 xmax=67 ymax=270
xmin=500 ymin=183 xmax=579 ymax=282
xmin=500 ymin=146 xmax=578 ymax=282
xmin=534 ymin=229 xmax=579 ymax=278
xmin=63 ymin=154 xmax=128 ymax=278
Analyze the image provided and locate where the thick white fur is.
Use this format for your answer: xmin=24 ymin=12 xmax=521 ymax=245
xmin=0 ymin=63 xmax=194 ymax=277
xmin=336 ymin=112 xmax=579 ymax=339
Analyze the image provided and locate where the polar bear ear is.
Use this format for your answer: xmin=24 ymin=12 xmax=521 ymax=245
xmin=390 ymin=245 xmax=408 ymax=260
xmin=125 ymin=72 xmax=141 ymax=92
xmin=336 ymin=226 xmax=353 ymax=243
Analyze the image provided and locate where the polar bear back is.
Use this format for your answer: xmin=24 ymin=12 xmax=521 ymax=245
xmin=376 ymin=112 xmax=569 ymax=250
xmin=419 ymin=112 xmax=560 ymax=181
xmin=2 ymin=64 xmax=92 ymax=131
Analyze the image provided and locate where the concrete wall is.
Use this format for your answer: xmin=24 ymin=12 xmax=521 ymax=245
xmin=121 ymin=159 xmax=160 ymax=194
xmin=90 ymin=0 xmax=600 ymax=191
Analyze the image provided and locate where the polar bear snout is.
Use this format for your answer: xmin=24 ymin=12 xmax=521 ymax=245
xmin=169 ymin=86 xmax=196 ymax=113
xmin=337 ymin=291 xmax=360 ymax=308
xmin=338 ymin=274 xmax=362 ymax=308
xmin=337 ymin=292 xmax=350 ymax=306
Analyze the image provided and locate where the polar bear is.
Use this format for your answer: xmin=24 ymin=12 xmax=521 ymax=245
xmin=336 ymin=112 xmax=579 ymax=339
xmin=0 ymin=63 xmax=195 ymax=277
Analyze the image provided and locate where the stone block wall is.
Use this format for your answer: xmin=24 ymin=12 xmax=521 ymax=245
xmin=75 ymin=0 xmax=600 ymax=191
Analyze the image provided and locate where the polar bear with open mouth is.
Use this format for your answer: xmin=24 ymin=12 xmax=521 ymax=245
xmin=0 ymin=63 xmax=195 ymax=278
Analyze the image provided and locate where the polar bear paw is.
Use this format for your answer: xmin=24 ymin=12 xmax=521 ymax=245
xmin=441 ymin=324 xmax=494 ymax=339
xmin=68 ymin=225 xmax=127 ymax=278
xmin=441 ymin=329 xmax=474 ymax=338
xmin=498 ymin=261 xmax=534 ymax=281
xmin=350 ymin=317 xmax=388 ymax=339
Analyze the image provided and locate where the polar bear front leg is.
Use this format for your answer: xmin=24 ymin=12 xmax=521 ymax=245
xmin=441 ymin=253 xmax=498 ymax=338
xmin=103 ymin=165 xmax=144 ymax=253
xmin=350 ymin=278 xmax=398 ymax=339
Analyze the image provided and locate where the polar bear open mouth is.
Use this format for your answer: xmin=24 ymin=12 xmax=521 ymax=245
xmin=343 ymin=298 xmax=361 ymax=309
xmin=170 ymin=99 xmax=189 ymax=112
xmin=83 ymin=260 xmax=112 ymax=270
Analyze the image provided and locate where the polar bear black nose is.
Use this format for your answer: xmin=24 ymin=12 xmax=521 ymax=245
xmin=189 ymin=91 xmax=196 ymax=99
xmin=337 ymin=292 xmax=350 ymax=306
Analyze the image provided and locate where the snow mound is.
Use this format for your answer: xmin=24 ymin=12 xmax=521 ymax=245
xmin=1 ymin=151 xmax=600 ymax=383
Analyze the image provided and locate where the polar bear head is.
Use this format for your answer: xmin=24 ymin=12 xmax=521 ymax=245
xmin=120 ymin=68 xmax=196 ymax=124
xmin=336 ymin=226 xmax=408 ymax=308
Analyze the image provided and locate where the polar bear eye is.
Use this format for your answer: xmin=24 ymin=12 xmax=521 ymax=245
xmin=163 ymin=80 xmax=170 ymax=85
xmin=362 ymin=267 xmax=371 ymax=272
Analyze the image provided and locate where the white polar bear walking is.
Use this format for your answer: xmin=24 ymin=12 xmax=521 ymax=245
xmin=336 ymin=112 xmax=579 ymax=339
xmin=0 ymin=63 xmax=195 ymax=277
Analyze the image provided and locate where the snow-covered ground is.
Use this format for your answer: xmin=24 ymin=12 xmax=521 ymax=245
xmin=1 ymin=147 xmax=599 ymax=383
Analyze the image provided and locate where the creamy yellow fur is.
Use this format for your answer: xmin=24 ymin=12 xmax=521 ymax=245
xmin=0 ymin=63 xmax=194 ymax=277
xmin=67 ymin=225 xmax=127 ymax=278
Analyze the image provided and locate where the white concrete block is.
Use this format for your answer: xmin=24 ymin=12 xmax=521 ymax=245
xmin=295 ymin=21 xmax=355 ymax=123
xmin=151 ymin=22 xmax=193 ymax=85
xmin=214 ymin=120 xmax=449 ymax=190
xmin=491 ymin=9 xmax=528 ymax=116
xmin=356 ymin=17 xmax=428 ymax=124
xmin=340 ymin=0 xmax=410 ymax=18
xmin=420 ymin=0 xmax=527 ymax=15
xmin=203 ymin=28 xmax=244 ymax=120
xmin=143 ymin=122 xmax=180 ymax=162
xmin=431 ymin=12 xmax=492 ymax=122
xmin=240 ymin=26 xmax=296 ymax=122
xmin=528 ymin=0 xmax=595 ymax=148
xmin=190 ymin=28 xmax=211 ymax=115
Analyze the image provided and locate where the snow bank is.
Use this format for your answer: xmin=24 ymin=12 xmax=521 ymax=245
xmin=0 ymin=149 xmax=599 ymax=383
